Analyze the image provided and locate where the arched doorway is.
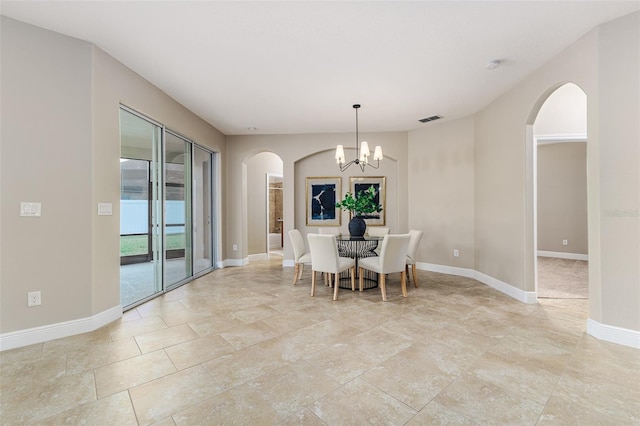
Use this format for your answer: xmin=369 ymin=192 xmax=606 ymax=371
xmin=245 ymin=152 xmax=284 ymax=260
xmin=529 ymin=83 xmax=589 ymax=302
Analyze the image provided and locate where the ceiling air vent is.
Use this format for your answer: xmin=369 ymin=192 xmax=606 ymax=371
xmin=419 ymin=115 xmax=443 ymax=123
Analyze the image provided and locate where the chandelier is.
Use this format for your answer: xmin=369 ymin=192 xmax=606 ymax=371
xmin=335 ymin=104 xmax=383 ymax=172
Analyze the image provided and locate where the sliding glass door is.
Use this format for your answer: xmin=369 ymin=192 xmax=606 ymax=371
xmin=120 ymin=107 xmax=217 ymax=309
xmin=164 ymin=131 xmax=192 ymax=288
xmin=120 ymin=109 xmax=163 ymax=308
xmin=193 ymin=145 xmax=214 ymax=274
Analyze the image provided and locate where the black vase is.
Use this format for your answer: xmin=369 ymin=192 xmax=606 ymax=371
xmin=348 ymin=216 xmax=367 ymax=237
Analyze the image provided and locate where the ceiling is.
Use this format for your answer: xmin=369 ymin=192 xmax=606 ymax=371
xmin=2 ymin=1 xmax=638 ymax=135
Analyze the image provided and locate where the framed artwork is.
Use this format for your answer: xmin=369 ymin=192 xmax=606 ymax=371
xmin=349 ymin=176 xmax=386 ymax=226
xmin=306 ymin=177 xmax=341 ymax=226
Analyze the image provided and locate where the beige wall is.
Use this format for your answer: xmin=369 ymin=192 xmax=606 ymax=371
xmin=225 ymin=132 xmax=408 ymax=262
xmin=408 ymin=117 xmax=475 ymax=269
xmin=537 ymin=143 xmax=588 ymax=254
xmin=2 ymin=11 xmax=638 ymax=347
xmin=246 ymin=152 xmax=283 ymax=255
xmin=1 ymin=17 xmax=225 ymax=336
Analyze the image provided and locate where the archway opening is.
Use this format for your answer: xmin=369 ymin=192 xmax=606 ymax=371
xmin=531 ymin=83 xmax=589 ymax=302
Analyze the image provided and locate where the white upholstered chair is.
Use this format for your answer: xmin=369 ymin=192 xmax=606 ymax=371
xmin=358 ymin=234 xmax=411 ymax=301
xmin=367 ymin=227 xmax=389 ymax=237
xmin=367 ymin=226 xmax=389 ymax=255
xmin=307 ymin=234 xmax=355 ymax=301
xmin=405 ymin=230 xmax=424 ymax=287
xmin=288 ymin=229 xmax=312 ymax=285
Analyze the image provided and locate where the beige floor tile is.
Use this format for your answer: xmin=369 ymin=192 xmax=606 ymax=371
xmin=219 ymin=320 xmax=280 ymax=350
xmin=164 ymin=334 xmax=235 ymax=370
xmin=406 ymin=400 xmax=479 ymax=425
xmin=66 ymin=336 xmax=141 ymax=374
xmin=95 ymin=349 xmax=177 ymax=399
xmin=349 ymin=327 xmax=414 ymax=359
xmin=172 ymin=383 xmax=280 ymax=425
xmin=187 ymin=312 xmax=246 ymax=337
xmin=134 ymin=323 xmax=199 ymax=354
xmin=40 ymin=390 xmax=138 ymax=425
xmin=278 ymin=407 xmax=328 ymax=425
xmin=232 ymin=303 xmax=281 ymax=323
xmin=311 ymin=377 xmax=417 ymax=425
xmin=466 ymin=351 xmax=562 ymax=404
xmin=109 ymin=316 xmax=169 ymax=341
xmin=0 ymin=371 xmax=96 ymax=424
xmin=433 ymin=372 xmax=544 ymax=424
xmin=202 ymin=340 xmax=290 ymax=389
xmin=304 ymin=342 xmax=385 ymax=384
xmin=129 ymin=365 xmax=222 ymax=425
xmin=247 ymin=359 xmax=341 ymax=419
xmin=360 ymin=347 xmax=455 ymax=411
xmin=1 ymin=256 xmax=635 ymax=425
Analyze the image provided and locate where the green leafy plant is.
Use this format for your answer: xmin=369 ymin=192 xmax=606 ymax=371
xmin=335 ymin=185 xmax=383 ymax=216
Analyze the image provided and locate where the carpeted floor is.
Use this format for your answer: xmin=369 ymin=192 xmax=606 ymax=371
xmin=537 ymin=256 xmax=589 ymax=299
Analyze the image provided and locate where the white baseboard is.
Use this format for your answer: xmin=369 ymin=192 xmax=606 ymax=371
xmin=587 ymin=319 xmax=640 ymax=349
xmin=222 ymin=258 xmax=248 ymax=267
xmin=538 ymin=251 xmax=589 ymax=261
xmin=0 ymin=305 xmax=122 ymax=352
xmin=418 ymin=262 xmax=536 ymax=304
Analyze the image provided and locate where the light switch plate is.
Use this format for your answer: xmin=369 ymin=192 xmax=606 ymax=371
xmin=98 ymin=203 xmax=113 ymax=216
xmin=20 ymin=202 xmax=41 ymax=217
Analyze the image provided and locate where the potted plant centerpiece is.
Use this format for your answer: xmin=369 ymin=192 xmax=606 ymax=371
xmin=335 ymin=185 xmax=383 ymax=237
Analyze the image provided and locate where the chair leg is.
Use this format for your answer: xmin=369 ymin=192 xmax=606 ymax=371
xmin=412 ymin=264 xmax=418 ymax=288
xmin=359 ymin=267 xmax=364 ymax=292
xmin=298 ymin=263 xmax=305 ymax=280
xmin=350 ymin=267 xmax=356 ymax=291
xmin=333 ymin=274 xmax=339 ymax=301
xmin=311 ymin=270 xmax=316 ymax=297
xmin=293 ymin=263 xmax=300 ymax=285
xmin=401 ymin=271 xmax=408 ymax=298
xmin=380 ymin=273 xmax=387 ymax=301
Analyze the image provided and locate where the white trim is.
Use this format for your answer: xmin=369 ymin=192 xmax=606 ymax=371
xmin=538 ymin=250 xmax=589 ymax=261
xmin=536 ymin=134 xmax=587 ymax=144
xmin=418 ymin=262 xmax=537 ymax=304
xmin=222 ymin=258 xmax=248 ymax=267
xmin=419 ymin=262 xmax=474 ymax=278
xmin=0 ymin=305 xmax=122 ymax=352
xmin=587 ymin=319 xmax=640 ymax=349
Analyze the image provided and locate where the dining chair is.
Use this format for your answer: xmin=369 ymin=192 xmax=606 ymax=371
xmin=307 ymin=234 xmax=356 ymax=301
xmin=367 ymin=226 xmax=389 ymax=255
xmin=358 ymin=234 xmax=411 ymax=301
xmin=288 ymin=229 xmax=312 ymax=285
xmin=405 ymin=230 xmax=424 ymax=287
xmin=367 ymin=226 xmax=389 ymax=237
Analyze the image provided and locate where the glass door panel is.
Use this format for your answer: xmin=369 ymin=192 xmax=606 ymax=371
xmin=119 ymin=108 xmax=163 ymax=308
xmin=165 ymin=131 xmax=192 ymax=287
xmin=194 ymin=146 xmax=213 ymax=274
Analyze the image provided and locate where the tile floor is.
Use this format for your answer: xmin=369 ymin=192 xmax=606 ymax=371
xmin=1 ymin=256 xmax=638 ymax=425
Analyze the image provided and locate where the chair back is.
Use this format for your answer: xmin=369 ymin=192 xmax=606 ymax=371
xmin=307 ymin=234 xmax=340 ymax=274
xmin=288 ymin=229 xmax=307 ymax=262
xmin=318 ymin=227 xmax=341 ymax=235
xmin=379 ymin=234 xmax=411 ymax=273
xmin=407 ymin=230 xmax=424 ymax=261
xmin=367 ymin=227 xmax=389 ymax=237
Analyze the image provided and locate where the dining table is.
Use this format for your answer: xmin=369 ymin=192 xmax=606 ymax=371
xmin=335 ymin=235 xmax=382 ymax=290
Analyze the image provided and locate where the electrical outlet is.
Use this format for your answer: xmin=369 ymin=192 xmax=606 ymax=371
xmin=453 ymin=249 xmax=459 ymax=257
xmin=28 ymin=291 xmax=41 ymax=307
xmin=562 ymin=240 xmax=568 ymax=246
xmin=232 ymin=244 xmax=238 ymax=251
